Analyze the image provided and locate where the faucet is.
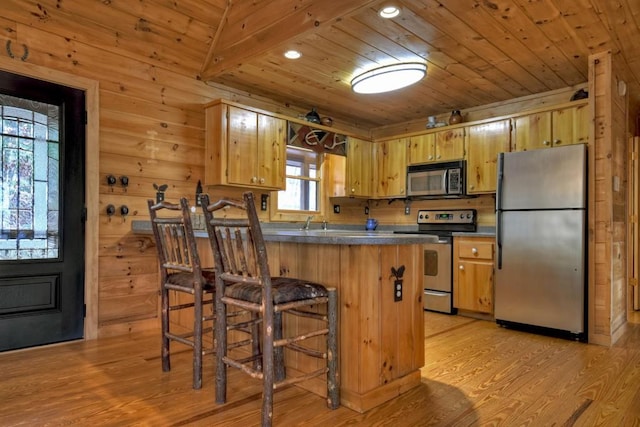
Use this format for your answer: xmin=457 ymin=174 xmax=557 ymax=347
xmin=301 ymin=215 xmax=313 ymax=230
xmin=321 ymin=220 xmax=328 ymax=230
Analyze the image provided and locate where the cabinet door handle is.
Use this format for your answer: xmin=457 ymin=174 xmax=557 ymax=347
xmin=543 ymin=140 xmax=550 ymax=146
xmin=554 ymin=139 xmax=561 ymax=144
xmin=472 ymin=247 xmax=478 ymax=254
xmin=459 ymin=265 xmax=464 ymax=270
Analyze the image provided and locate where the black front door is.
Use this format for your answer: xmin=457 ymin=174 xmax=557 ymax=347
xmin=0 ymin=70 xmax=85 ymax=351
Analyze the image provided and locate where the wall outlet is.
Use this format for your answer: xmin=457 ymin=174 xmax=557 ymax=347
xmin=261 ymin=194 xmax=268 ymax=210
xmin=394 ymin=279 xmax=403 ymax=302
xmin=333 ymin=204 xmax=340 ymax=214
xmin=404 ymin=205 xmax=411 ymax=215
xmin=364 ymin=206 xmax=369 ymax=215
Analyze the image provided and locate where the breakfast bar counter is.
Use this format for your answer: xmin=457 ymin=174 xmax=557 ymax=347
xmin=132 ymin=221 xmax=430 ymax=412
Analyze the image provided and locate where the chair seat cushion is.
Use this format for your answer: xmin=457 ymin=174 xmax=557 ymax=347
xmin=166 ymin=271 xmax=215 ymax=292
xmin=224 ymin=277 xmax=328 ymax=304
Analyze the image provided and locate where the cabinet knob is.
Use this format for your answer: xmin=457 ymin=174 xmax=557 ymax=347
xmin=351 ymin=188 xmax=356 ymax=193
xmin=543 ymin=140 xmax=550 ymax=146
xmin=469 ymin=185 xmax=474 ymax=189
xmin=428 ymin=155 xmax=433 ymax=160
xmin=459 ymin=265 xmax=464 ymax=270
xmin=251 ymin=176 xmax=257 ymax=183
xmin=437 ymin=154 xmax=441 ymax=159
xmin=554 ymin=139 xmax=561 ymax=144
xmin=400 ymin=188 xmax=404 ymax=194
xmin=259 ymin=177 xmax=265 ymax=184
xmin=472 ymin=247 xmax=478 ymax=254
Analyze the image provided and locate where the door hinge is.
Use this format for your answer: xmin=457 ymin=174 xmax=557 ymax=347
xmin=81 ymin=206 xmax=88 ymax=223
xmin=84 ymin=110 xmax=88 ymax=125
xmin=83 ymin=304 xmax=87 ymax=318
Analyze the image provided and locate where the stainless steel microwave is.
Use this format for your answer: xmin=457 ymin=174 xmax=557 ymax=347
xmin=406 ymin=160 xmax=465 ymax=197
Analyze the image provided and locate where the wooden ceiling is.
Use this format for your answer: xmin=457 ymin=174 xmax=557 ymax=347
xmin=20 ymin=0 xmax=639 ymax=129
xmin=196 ymin=0 xmax=640 ymax=128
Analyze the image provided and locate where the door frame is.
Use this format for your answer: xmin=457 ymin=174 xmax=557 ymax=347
xmin=0 ymin=58 xmax=99 ymax=340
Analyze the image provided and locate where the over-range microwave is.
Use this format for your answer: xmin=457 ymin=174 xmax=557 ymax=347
xmin=406 ymin=160 xmax=466 ymax=197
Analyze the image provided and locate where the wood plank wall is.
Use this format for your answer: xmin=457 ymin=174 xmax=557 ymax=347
xmin=589 ymin=51 xmax=630 ymax=345
xmin=0 ymin=2 xmax=314 ymax=338
xmin=0 ymin=2 xmax=633 ymax=345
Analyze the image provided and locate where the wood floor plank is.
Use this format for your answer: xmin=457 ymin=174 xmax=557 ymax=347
xmin=1 ymin=312 xmax=639 ymax=425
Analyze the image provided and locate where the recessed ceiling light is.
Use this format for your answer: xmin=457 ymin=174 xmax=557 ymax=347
xmin=284 ymin=50 xmax=301 ymax=59
xmin=379 ymin=5 xmax=400 ymax=19
xmin=351 ymin=62 xmax=427 ymax=94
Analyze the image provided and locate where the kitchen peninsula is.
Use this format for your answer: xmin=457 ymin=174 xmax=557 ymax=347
xmin=133 ymin=221 xmax=432 ymax=412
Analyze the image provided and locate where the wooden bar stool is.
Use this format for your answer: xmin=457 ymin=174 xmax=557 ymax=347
xmin=147 ymin=197 xmax=215 ymax=390
xmin=201 ymin=192 xmax=339 ymax=426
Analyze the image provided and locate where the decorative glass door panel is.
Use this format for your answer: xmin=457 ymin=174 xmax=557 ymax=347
xmin=1 ymin=95 xmax=60 ymax=260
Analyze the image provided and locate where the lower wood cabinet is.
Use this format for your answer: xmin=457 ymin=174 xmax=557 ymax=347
xmin=453 ymin=236 xmax=494 ymax=314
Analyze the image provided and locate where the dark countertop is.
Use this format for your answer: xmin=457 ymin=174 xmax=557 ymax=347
xmin=452 ymin=226 xmax=496 ymax=238
xmin=131 ymin=220 xmax=440 ymax=245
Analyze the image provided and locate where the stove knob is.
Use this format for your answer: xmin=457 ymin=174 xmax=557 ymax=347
xmin=467 ymin=213 xmax=472 ymax=218
xmin=460 ymin=213 xmax=464 ymax=219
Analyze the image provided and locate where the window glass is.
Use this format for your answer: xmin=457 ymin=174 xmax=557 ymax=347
xmin=277 ymin=146 xmax=320 ymax=212
xmin=0 ymin=95 xmax=60 ymax=260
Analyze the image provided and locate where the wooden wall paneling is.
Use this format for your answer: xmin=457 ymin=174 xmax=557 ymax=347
xmin=6 ymin=0 xmax=205 ymax=74
xmin=368 ymin=195 xmax=496 ymax=227
xmin=356 ymin=245 xmax=383 ymax=394
xmin=100 ymin=91 xmax=205 ymax=129
xmin=101 ymin=0 xmax=219 ymax=44
xmin=379 ymin=246 xmax=399 ymax=386
xmin=338 ymin=245 xmax=364 ymax=399
xmin=100 ymin=131 xmax=204 ymax=167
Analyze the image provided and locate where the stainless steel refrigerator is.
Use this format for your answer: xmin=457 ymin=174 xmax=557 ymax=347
xmin=495 ymin=144 xmax=586 ymax=340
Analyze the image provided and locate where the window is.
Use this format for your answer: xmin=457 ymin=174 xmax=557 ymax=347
xmin=0 ymin=95 xmax=60 ymax=260
xmin=277 ymin=146 xmax=320 ymax=212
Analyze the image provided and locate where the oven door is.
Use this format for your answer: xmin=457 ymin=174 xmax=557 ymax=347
xmin=424 ymin=243 xmax=451 ymax=292
xmin=423 ymin=242 xmax=454 ymax=313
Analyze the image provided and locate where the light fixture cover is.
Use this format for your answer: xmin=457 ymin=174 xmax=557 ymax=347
xmin=351 ymin=62 xmax=427 ymax=94
xmin=284 ymin=50 xmax=301 ymax=59
xmin=379 ymin=6 xmax=400 ymax=19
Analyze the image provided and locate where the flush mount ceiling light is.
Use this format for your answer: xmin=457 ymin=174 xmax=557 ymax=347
xmin=284 ymin=50 xmax=301 ymax=59
xmin=351 ymin=62 xmax=427 ymax=94
xmin=379 ymin=5 xmax=401 ymax=19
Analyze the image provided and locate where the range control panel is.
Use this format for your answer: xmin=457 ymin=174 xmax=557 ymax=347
xmin=417 ymin=209 xmax=476 ymax=225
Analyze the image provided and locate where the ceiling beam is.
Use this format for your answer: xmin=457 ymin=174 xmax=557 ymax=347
xmin=201 ymin=0 xmax=234 ymax=74
xmin=200 ymin=0 xmax=380 ymax=80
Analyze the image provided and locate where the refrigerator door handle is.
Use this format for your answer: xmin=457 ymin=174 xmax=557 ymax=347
xmin=496 ymin=209 xmax=503 ymax=269
xmin=496 ymin=153 xmax=504 ymax=270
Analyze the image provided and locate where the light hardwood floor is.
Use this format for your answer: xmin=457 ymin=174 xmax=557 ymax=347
xmin=1 ymin=313 xmax=639 ymax=426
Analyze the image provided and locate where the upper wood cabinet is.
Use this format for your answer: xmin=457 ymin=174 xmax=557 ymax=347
xmin=375 ymin=138 xmax=408 ymax=198
xmin=408 ymin=128 xmax=465 ymax=164
xmin=512 ymin=102 xmax=588 ymax=151
xmin=205 ymin=101 xmax=286 ymax=190
xmin=346 ymin=137 xmax=374 ymax=198
xmin=466 ymin=119 xmax=511 ymax=194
